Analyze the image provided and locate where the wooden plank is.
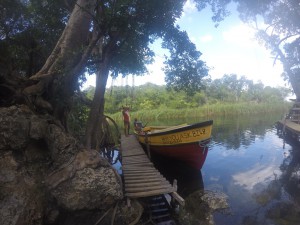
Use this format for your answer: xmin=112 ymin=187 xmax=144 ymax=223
xmin=125 ymin=177 xmax=166 ymax=184
xmin=123 ymin=157 xmax=149 ymax=161
xmin=123 ymin=153 xmax=146 ymax=157
xmin=124 ymin=171 xmax=160 ymax=175
xmin=123 ymin=149 xmax=145 ymax=157
xmin=125 ymin=187 xmax=176 ymax=198
xmin=123 ymin=168 xmax=158 ymax=172
xmin=123 ymin=154 xmax=148 ymax=158
xmin=123 ymin=172 xmax=161 ymax=177
xmin=121 ymin=134 xmax=180 ymax=199
xmin=124 ymin=174 xmax=164 ymax=180
xmin=122 ymin=169 xmax=156 ymax=173
xmin=125 ymin=184 xmax=173 ymax=192
xmin=123 ymin=168 xmax=159 ymax=174
xmin=122 ymin=167 xmax=156 ymax=171
xmin=123 ymin=160 xmax=150 ymax=164
xmin=279 ymin=119 xmax=300 ymax=133
xmin=125 ymin=180 xmax=170 ymax=188
xmin=123 ymin=162 xmax=153 ymax=166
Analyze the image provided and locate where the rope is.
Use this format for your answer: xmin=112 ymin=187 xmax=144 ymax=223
xmin=93 ymin=206 xmax=113 ymax=225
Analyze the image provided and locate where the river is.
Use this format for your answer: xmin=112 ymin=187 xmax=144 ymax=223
xmin=147 ymin=113 xmax=300 ymax=225
xmin=107 ymin=113 xmax=300 ymax=224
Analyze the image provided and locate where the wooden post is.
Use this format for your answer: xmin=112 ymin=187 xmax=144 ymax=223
xmin=171 ymin=179 xmax=185 ymax=206
xmin=145 ymin=132 xmax=151 ymax=160
xmin=173 ymin=179 xmax=178 ymax=191
xmin=171 ymin=192 xmax=185 ymax=206
xmin=127 ymin=197 xmax=131 ymax=208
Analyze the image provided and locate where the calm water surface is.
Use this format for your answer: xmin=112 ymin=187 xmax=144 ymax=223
xmin=151 ymin=114 xmax=300 ymax=225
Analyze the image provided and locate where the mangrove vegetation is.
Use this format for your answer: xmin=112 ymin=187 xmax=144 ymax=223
xmin=76 ymin=74 xmax=291 ymax=122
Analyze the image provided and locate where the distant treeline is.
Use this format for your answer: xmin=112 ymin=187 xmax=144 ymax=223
xmin=84 ymin=74 xmax=291 ymax=114
xmin=110 ymin=102 xmax=290 ymax=124
xmin=70 ymin=75 xmax=291 ymax=136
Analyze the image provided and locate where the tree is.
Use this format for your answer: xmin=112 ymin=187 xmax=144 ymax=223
xmin=81 ymin=0 xmax=209 ymax=148
xmin=195 ymin=0 xmax=300 ymax=99
xmin=163 ymin=27 xmax=208 ymax=95
xmin=1 ymin=0 xmax=98 ymax=125
xmin=0 ymin=0 xmax=68 ymax=105
xmin=1 ymin=0 xmax=209 ymax=150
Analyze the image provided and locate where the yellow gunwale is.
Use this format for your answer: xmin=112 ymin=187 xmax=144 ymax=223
xmin=136 ymin=121 xmax=213 ymax=147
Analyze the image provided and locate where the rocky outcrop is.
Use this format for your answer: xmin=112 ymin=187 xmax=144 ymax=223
xmin=178 ymin=190 xmax=229 ymax=225
xmin=50 ymin=165 xmax=122 ymax=210
xmin=0 ymin=105 xmax=124 ymax=225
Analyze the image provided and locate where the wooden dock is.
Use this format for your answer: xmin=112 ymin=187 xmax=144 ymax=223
xmin=121 ymin=135 xmax=183 ymax=204
xmin=277 ymin=102 xmax=300 ymax=139
xmin=278 ymin=119 xmax=300 ymax=136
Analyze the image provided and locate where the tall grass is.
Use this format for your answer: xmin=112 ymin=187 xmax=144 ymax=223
xmin=109 ymin=102 xmax=291 ymax=123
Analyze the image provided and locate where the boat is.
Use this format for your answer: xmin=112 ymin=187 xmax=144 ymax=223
xmin=277 ymin=101 xmax=300 ymax=141
xmin=134 ymin=120 xmax=213 ymax=169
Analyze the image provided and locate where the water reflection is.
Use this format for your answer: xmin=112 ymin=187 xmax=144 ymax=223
xmin=151 ymin=152 xmax=204 ymax=198
xmin=211 ymin=115 xmax=278 ymax=150
xmin=279 ymin=136 xmax=300 ymax=205
xmin=152 ymin=113 xmax=300 ymax=225
xmin=210 ymin=114 xmax=300 ymax=225
xmin=100 ymin=147 xmax=122 ymax=174
xmin=232 ymin=162 xmax=281 ymax=192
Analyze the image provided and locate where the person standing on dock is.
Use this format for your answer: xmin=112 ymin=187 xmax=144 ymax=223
xmin=122 ymin=106 xmax=130 ymax=136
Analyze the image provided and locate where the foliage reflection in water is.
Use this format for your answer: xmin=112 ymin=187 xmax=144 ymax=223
xmin=151 ymin=113 xmax=300 ymax=225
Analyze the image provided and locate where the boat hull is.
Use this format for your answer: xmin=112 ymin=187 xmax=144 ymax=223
xmin=136 ymin=120 xmax=213 ymax=169
xmin=141 ymin=139 xmax=210 ymax=170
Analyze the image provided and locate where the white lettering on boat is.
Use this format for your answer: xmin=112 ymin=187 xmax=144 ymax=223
xmin=161 ymin=128 xmax=206 ymax=144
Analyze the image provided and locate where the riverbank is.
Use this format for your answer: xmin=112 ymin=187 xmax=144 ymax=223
xmin=109 ymin=102 xmax=291 ymax=123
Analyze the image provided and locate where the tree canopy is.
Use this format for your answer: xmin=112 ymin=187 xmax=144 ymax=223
xmin=1 ymin=0 xmax=210 ymax=149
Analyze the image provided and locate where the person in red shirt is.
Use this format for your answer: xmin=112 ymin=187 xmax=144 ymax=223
xmin=122 ymin=106 xmax=130 ymax=136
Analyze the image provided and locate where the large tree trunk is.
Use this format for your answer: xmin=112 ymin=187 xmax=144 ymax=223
xmin=288 ymin=73 xmax=300 ymax=100
xmin=23 ymin=0 xmax=97 ymax=122
xmin=85 ymin=57 xmax=110 ymax=149
xmin=275 ymin=47 xmax=300 ymax=100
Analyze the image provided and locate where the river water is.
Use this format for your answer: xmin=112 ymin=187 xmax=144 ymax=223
xmin=148 ymin=113 xmax=300 ymax=225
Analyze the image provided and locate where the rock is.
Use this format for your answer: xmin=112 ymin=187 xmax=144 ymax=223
xmin=55 ymin=199 xmax=143 ymax=225
xmin=45 ymin=124 xmax=79 ymax=168
xmin=114 ymin=200 xmax=144 ymax=225
xmin=200 ymin=190 xmax=229 ymax=211
xmin=0 ymin=105 xmax=124 ymax=225
xmin=0 ymin=106 xmax=30 ymax=150
xmin=29 ymin=115 xmax=48 ymax=140
xmin=0 ymin=151 xmax=46 ymax=225
xmin=0 ymin=152 xmax=18 ymax=183
xmin=267 ymin=202 xmax=300 ymax=223
xmin=46 ymin=149 xmax=110 ymax=189
xmin=178 ymin=190 xmax=229 ymax=225
xmin=51 ymin=166 xmax=123 ymax=210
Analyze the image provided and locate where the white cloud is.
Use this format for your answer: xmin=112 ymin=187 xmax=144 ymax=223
xmin=200 ymin=34 xmax=213 ymax=43
xmin=197 ymin=23 xmax=285 ymax=87
xmin=101 ymin=55 xmax=166 ymax=88
xmin=222 ymin=23 xmax=257 ymax=48
xmin=129 ymin=55 xmax=166 ymax=86
xmin=183 ymin=0 xmax=197 ymax=14
xmin=203 ymin=50 xmax=284 ymax=87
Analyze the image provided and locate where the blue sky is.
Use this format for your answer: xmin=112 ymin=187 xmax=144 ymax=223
xmin=176 ymin=1 xmax=284 ymax=87
xmin=84 ymin=0 xmax=286 ymax=89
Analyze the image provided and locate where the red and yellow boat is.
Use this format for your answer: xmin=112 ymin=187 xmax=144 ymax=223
xmin=135 ymin=120 xmax=213 ymax=169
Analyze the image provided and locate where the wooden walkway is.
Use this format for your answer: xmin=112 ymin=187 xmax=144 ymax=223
xmin=278 ymin=119 xmax=300 ymax=135
xmin=121 ymin=135 xmax=179 ymax=200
